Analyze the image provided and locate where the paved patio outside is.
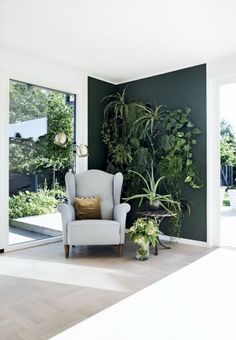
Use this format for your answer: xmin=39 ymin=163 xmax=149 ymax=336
xmin=9 ymin=226 xmax=51 ymax=245
xmin=221 ymin=206 xmax=236 ymax=247
xmin=9 ymin=212 xmax=62 ymax=245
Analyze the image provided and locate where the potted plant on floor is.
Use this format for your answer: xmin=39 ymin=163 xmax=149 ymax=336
xmin=128 ymin=217 xmax=159 ymax=260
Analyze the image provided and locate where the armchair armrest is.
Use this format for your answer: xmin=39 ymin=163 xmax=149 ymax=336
xmin=113 ymin=203 xmax=130 ymax=244
xmin=57 ymin=203 xmax=75 ymax=244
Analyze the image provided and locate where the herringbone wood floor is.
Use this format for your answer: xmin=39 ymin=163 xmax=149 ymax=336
xmin=0 ymin=240 xmax=212 ymax=340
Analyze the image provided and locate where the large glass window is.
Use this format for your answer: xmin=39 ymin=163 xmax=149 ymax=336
xmin=9 ymin=80 xmax=75 ymax=245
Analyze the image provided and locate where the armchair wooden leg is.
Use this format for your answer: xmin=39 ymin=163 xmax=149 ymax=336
xmin=118 ymin=244 xmax=124 ymax=257
xmin=64 ymin=245 xmax=69 ymax=258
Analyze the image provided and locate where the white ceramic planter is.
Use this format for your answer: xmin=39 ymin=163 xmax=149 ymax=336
xmin=228 ymin=189 xmax=236 ymax=210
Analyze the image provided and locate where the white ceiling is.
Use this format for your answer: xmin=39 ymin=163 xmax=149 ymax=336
xmin=1 ymin=0 xmax=236 ymax=84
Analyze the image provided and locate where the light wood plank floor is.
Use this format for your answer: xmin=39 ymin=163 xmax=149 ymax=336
xmin=0 ymin=240 xmax=213 ymax=340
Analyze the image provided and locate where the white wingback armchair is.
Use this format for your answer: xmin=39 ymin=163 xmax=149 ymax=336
xmin=58 ymin=170 xmax=130 ymax=258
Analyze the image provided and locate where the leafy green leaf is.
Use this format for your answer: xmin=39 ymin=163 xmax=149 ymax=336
xmin=185 ymin=107 xmax=191 ymax=114
xmin=187 ymin=121 xmax=194 ymax=128
xmin=180 ymin=114 xmax=188 ymax=123
xmin=185 ymin=132 xmax=191 ymax=138
xmin=192 ymin=128 xmax=201 ymax=135
xmin=130 ymin=137 xmax=140 ymax=149
xmin=184 ymin=145 xmax=191 ymax=151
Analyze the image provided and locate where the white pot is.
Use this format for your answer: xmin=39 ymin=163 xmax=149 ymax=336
xmin=147 ymin=200 xmax=160 ymax=210
xmin=228 ymin=189 xmax=236 ymax=210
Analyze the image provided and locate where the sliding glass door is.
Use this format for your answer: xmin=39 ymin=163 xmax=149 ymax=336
xmin=9 ymin=80 xmax=75 ymax=245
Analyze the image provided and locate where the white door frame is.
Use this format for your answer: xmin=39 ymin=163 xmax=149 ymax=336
xmin=0 ymin=70 xmax=88 ymax=252
xmin=207 ymin=73 xmax=236 ymax=247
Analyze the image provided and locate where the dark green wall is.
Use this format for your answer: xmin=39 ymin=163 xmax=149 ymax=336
xmin=88 ymin=64 xmax=207 ymax=242
xmin=88 ymin=77 xmax=116 ymax=170
xmin=118 ymin=64 xmax=207 ymax=242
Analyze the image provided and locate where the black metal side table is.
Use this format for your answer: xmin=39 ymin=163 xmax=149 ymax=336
xmin=138 ymin=209 xmax=172 ymax=255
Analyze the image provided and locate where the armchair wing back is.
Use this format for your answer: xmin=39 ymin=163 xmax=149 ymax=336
xmin=65 ymin=170 xmax=123 ymax=219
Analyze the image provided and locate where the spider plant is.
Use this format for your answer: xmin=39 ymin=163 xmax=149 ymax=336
xmin=103 ymin=86 xmax=129 ymax=120
xmin=124 ymin=164 xmax=181 ymax=216
xmin=134 ymin=103 xmax=167 ymax=137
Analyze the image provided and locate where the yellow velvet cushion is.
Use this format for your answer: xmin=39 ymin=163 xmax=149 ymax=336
xmin=74 ymin=196 xmax=101 ymax=220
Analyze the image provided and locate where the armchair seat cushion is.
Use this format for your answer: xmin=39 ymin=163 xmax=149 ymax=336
xmin=67 ymin=219 xmax=120 ymax=245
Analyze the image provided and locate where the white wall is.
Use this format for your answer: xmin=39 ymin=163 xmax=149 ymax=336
xmin=208 ymin=55 xmax=236 ymax=81
xmin=0 ymin=43 xmax=88 ymax=250
xmin=207 ymin=54 xmax=236 ymax=247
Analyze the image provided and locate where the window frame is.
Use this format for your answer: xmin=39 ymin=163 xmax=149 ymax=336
xmin=0 ymin=70 xmax=87 ymax=252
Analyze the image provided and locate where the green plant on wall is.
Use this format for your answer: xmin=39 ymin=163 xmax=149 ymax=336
xmin=158 ymin=107 xmax=202 ymax=193
xmin=102 ymin=87 xmax=202 ymax=237
xmin=102 ymin=88 xmax=151 ymax=195
xmin=124 ymin=164 xmax=181 ymax=215
xmin=134 ymin=103 xmax=166 ymax=138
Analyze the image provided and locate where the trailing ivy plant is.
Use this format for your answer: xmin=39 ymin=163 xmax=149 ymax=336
xmin=132 ymin=104 xmax=202 ymax=237
xmin=158 ymin=107 xmax=202 ymax=193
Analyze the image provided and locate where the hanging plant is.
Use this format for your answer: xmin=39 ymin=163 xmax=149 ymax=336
xmin=134 ymin=103 xmax=167 ymax=137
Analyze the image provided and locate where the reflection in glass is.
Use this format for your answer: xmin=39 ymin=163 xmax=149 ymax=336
xmin=9 ymin=80 xmax=75 ymax=245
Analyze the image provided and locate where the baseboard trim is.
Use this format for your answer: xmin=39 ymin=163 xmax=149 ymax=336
xmin=125 ymin=229 xmax=209 ymax=247
xmin=159 ymin=235 xmax=209 ymax=247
